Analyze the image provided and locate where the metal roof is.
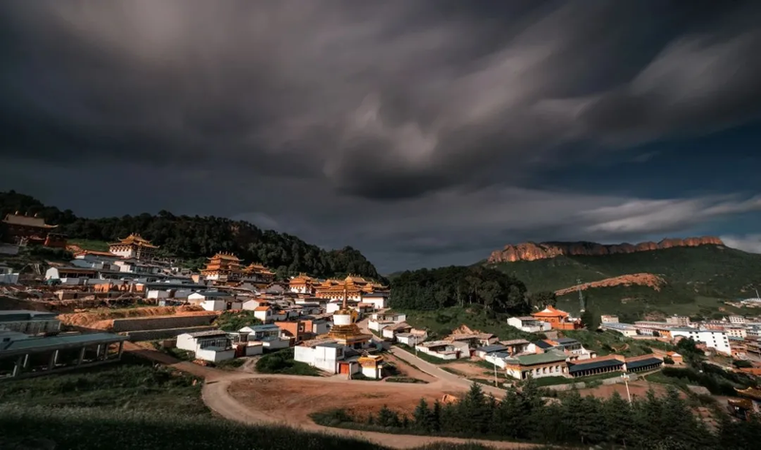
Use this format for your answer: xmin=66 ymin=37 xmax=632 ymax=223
xmin=476 ymin=344 xmax=508 ymax=353
xmin=534 ymin=340 xmax=554 ymax=349
xmin=0 ymin=310 xmax=58 ymax=322
xmin=510 ymin=351 xmax=567 ymax=366
xmin=568 ymin=358 xmax=623 ymax=374
xmin=556 ymin=338 xmax=579 ymax=345
xmin=0 ymin=332 xmax=126 ymax=354
xmin=626 ymin=357 xmax=663 ymax=370
xmin=186 ymin=330 xmax=229 ymax=338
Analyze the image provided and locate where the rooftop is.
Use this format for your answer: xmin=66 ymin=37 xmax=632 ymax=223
xmin=0 ymin=332 xmax=125 ymax=354
xmin=476 ymin=344 xmax=508 ymax=353
xmin=186 ymin=330 xmax=229 ymax=338
xmin=509 ymin=351 xmax=567 ymax=366
xmin=568 ymin=356 xmax=624 ymax=374
xmin=502 ymin=339 xmax=530 ymax=346
xmin=0 ymin=310 xmax=58 ymax=322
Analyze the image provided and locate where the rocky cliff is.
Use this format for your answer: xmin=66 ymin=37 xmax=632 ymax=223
xmin=488 ymin=236 xmax=724 ymax=263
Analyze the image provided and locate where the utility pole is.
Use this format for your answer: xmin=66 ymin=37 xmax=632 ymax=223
xmin=577 ymin=278 xmax=585 ymax=313
xmin=621 ymin=366 xmax=632 ymax=405
xmin=493 ymin=362 xmax=498 ymax=386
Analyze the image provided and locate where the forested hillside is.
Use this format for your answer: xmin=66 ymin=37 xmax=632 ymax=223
xmin=0 ymin=190 xmax=381 ymax=280
xmin=389 ymin=265 xmax=556 ymax=315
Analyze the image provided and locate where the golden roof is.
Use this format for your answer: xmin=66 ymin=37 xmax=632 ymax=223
xmin=110 ymin=233 xmax=158 ymax=248
xmin=244 ymin=262 xmax=274 ymax=274
xmin=207 ymin=252 xmax=241 ymax=261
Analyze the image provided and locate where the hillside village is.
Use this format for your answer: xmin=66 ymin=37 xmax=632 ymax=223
xmin=2 ymin=210 xmax=761 ymax=449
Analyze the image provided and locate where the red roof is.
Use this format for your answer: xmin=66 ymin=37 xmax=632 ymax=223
xmin=532 ymin=305 xmax=569 ymax=318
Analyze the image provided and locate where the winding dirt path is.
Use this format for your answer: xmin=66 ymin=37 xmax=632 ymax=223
xmin=126 ymin=342 xmax=536 ymax=449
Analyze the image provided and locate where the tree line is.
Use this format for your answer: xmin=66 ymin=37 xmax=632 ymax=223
xmin=0 ymin=190 xmax=382 ymax=281
xmin=316 ymin=379 xmax=761 ymax=449
xmin=389 ymin=265 xmax=557 ymax=315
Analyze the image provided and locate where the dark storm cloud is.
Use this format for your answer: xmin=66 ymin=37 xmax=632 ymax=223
xmin=2 ymin=0 xmax=761 ymax=271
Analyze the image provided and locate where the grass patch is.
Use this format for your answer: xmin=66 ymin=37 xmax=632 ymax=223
xmin=394 ymin=344 xmax=448 ymax=365
xmin=561 ymin=329 xmax=663 ymax=357
xmin=67 ymin=239 xmax=111 ymax=252
xmin=441 ymin=367 xmax=466 ymax=376
xmin=215 ymin=358 xmax=246 ymax=370
xmin=396 ymin=307 xmax=538 ymax=341
xmin=385 ymin=377 xmax=428 ymax=384
xmin=255 ymin=348 xmax=321 ymax=376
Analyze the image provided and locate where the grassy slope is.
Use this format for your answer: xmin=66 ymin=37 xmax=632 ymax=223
xmin=67 ymin=238 xmax=111 ymax=252
xmin=491 ymin=245 xmax=761 ymax=317
xmin=396 ymin=306 xmax=538 ymax=341
xmin=0 ymin=356 xmax=390 ymax=450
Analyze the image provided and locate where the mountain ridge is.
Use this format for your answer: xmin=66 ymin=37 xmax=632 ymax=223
xmin=488 ymin=236 xmax=724 ymax=263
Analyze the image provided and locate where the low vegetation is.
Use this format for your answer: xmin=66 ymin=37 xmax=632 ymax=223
xmin=255 ymin=348 xmax=321 ymax=376
xmin=396 ymin=306 xmax=537 ymax=342
xmin=0 ymin=355 xmax=421 ymax=450
xmin=214 ymin=310 xmax=262 ymax=332
xmin=67 ymin=238 xmax=111 ymax=252
xmin=314 ymin=379 xmax=761 ymax=449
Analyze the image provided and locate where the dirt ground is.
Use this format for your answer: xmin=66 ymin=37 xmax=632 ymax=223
xmin=58 ymin=305 xmax=212 ymax=329
xmin=577 ymin=380 xmax=681 ymax=400
xmin=441 ymin=360 xmax=491 ymax=378
xmin=229 ymin=378 xmax=456 ymax=423
xmin=384 ymin=353 xmax=437 ymax=383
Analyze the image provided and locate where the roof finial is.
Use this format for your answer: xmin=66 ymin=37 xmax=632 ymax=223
xmin=342 ymin=280 xmax=349 ymax=310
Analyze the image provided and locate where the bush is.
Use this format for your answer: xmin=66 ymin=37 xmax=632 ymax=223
xmin=255 ymin=349 xmax=321 ymax=376
xmin=733 ymin=359 xmax=753 ymax=369
xmin=663 ymin=356 xmax=675 ymax=365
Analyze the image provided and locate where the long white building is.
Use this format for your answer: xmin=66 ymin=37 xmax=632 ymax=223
xmin=671 ymin=328 xmax=731 ymax=355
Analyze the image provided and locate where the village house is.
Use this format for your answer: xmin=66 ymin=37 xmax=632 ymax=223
xmin=176 ymin=330 xmax=235 ymax=363
xmin=186 ymin=291 xmax=241 ymax=311
xmin=504 ymin=351 xmax=569 ymax=380
xmin=239 ymin=324 xmax=290 ymax=350
xmin=665 ymin=315 xmax=691 ymax=326
xmin=226 ymin=330 xmax=265 ymax=357
xmin=634 ymin=321 xmax=676 ymax=338
xmin=0 ymin=265 xmax=19 ymax=285
xmin=361 ymin=292 xmax=388 ymax=310
xmin=567 ymin=355 xmax=625 ymax=378
xmin=381 ymin=322 xmax=412 ymax=340
xmin=623 ymin=354 xmax=664 ymax=372
xmin=108 ymin=233 xmax=158 ymax=260
xmin=275 ymin=319 xmax=319 ymax=344
xmin=447 ymin=332 xmax=498 ymax=349
xmin=395 ymin=329 xmax=428 ymax=346
xmin=500 ymin=339 xmax=533 ymax=356
xmin=507 ymin=316 xmax=551 ymax=333
xmin=358 ymin=353 xmax=384 ymax=379
xmin=253 ymin=305 xmax=273 ymax=323
xmin=294 ymin=339 xmax=358 ymax=375
xmin=600 ymin=315 xmax=619 ymax=324
xmin=44 ymin=266 xmax=98 ymax=285
xmin=474 ymin=344 xmax=508 ymax=359
xmin=666 ymin=351 xmax=684 ymax=364
xmin=415 ymin=340 xmax=470 ymax=360
xmin=368 ymin=312 xmax=407 ymax=332
xmin=531 ymin=306 xmax=582 ymax=330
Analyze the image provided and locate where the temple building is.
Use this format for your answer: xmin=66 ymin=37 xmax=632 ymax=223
xmin=531 ymin=305 xmax=582 ymax=330
xmin=2 ymin=212 xmax=59 ymax=246
xmin=201 ymin=252 xmax=243 ymax=282
xmin=241 ymin=262 xmax=276 ymax=286
xmin=108 ymin=234 xmax=158 ymax=260
xmin=289 ymin=273 xmax=317 ymax=294
xmin=315 ymin=275 xmax=388 ymax=302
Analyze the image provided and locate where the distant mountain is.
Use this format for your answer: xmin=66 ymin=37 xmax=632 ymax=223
xmin=488 ymin=236 xmax=724 ymax=263
xmin=487 ymin=243 xmax=761 ymax=320
xmin=0 ymin=190 xmax=383 ymax=281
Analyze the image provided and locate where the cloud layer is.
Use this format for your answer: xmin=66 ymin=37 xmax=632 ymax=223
xmin=1 ymin=0 xmax=760 ymax=271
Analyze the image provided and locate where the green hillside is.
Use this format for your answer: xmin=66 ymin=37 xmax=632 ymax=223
xmin=489 ymin=245 xmax=761 ymax=319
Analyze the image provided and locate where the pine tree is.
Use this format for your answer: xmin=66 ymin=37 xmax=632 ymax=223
xmin=491 ymin=385 xmax=526 ymax=439
xmin=413 ymin=398 xmax=432 ymax=432
xmin=431 ymin=399 xmax=442 ymax=432
xmin=603 ymin=391 xmax=632 ymax=447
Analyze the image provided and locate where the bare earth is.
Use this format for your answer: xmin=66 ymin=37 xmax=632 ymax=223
xmin=554 ymin=272 xmax=665 ymax=296
xmin=442 ymin=360 xmax=492 ymax=378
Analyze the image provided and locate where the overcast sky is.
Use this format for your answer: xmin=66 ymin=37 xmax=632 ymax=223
xmin=1 ymin=1 xmax=760 ymax=273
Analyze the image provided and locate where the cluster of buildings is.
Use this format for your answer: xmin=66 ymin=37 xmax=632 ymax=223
xmin=600 ymin=314 xmax=761 ymax=360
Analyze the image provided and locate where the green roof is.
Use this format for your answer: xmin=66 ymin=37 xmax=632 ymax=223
xmin=0 ymin=333 xmax=126 ymax=354
xmin=510 ymin=351 xmax=567 ymax=366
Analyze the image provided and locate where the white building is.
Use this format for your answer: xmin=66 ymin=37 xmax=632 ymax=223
xmin=176 ymin=330 xmax=235 ymax=363
xmin=600 ymin=315 xmax=619 ymax=324
xmin=44 ymin=267 xmax=98 ymax=285
xmin=240 ymin=324 xmax=290 ymax=350
xmin=671 ymin=328 xmax=731 ymax=355
xmin=242 ymin=299 xmax=266 ymax=310
xmin=381 ymin=322 xmax=412 ymax=340
xmin=368 ymin=312 xmax=407 ymax=332
xmin=0 ymin=265 xmax=19 ymax=285
xmin=396 ymin=330 xmax=428 ymax=346
xmin=601 ymin=322 xmax=639 ymax=337
xmin=507 ymin=316 xmax=551 ymax=333
xmin=415 ymin=340 xmax=470 ymax=360
xmin=361 ymin=292 xmax=388 ymax=310
xmin=186 ymin=291 xmax=240 ymax=311
xmin=724 ymin=326 xmax=747 ymax=339
xmin=294 ymin=340 xmax=358 ymax=375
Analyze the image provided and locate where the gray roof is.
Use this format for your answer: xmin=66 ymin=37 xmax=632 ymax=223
xmin=0 ymin=310 xmax=58 ymax=322
xmin=317 ymin=342 xmax=344 ymax=349
xmin=248 ymin=324 xmax=281 ymax=332
xmin=477 ymin=344 xmax=508 ymax=353
xmin=0 ymin=332 xmax=126 ymax=354
xmin=186 ymin=330 xmax=229 ymax=338
xmin=556 ymin=338 xmax=579 ymax=345
xmin=193 ymin=291 xmax=233 ymax=299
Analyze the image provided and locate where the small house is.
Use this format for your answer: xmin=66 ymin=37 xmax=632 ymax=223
xmin=507 ymin=316 xmax=551 ymax=333
xmin=240 ymin=324 xmax=290 ymax=350
xmin=475 ymin=344 xmax=508 ymax=359
xmin=396 ymin=329 xmax=428 ymax=346
xmin=176 ymin=330 xmax=235 ymax=363
xmin=416 ymin=340 xmax=470 ymax=360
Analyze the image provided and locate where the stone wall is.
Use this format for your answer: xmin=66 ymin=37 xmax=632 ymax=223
xmin=111 ymin=314 xmax=216 ymax=332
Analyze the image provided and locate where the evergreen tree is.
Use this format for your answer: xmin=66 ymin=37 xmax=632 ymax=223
xmin=431 ymin=399 xmax=442 ymax=432
xmin=603 ymin=391 xmax=632 ymax=447
xmin=491 ymin=385 xmax=526 ymax=439
xmin=377 ymin=405 xmax=400 ymax=428
xmin=413 ymin=399 xmax=433 ymax=432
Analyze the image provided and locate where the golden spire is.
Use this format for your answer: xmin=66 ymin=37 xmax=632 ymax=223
xmin=342 ymin=280 xmax=348 ymax=310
